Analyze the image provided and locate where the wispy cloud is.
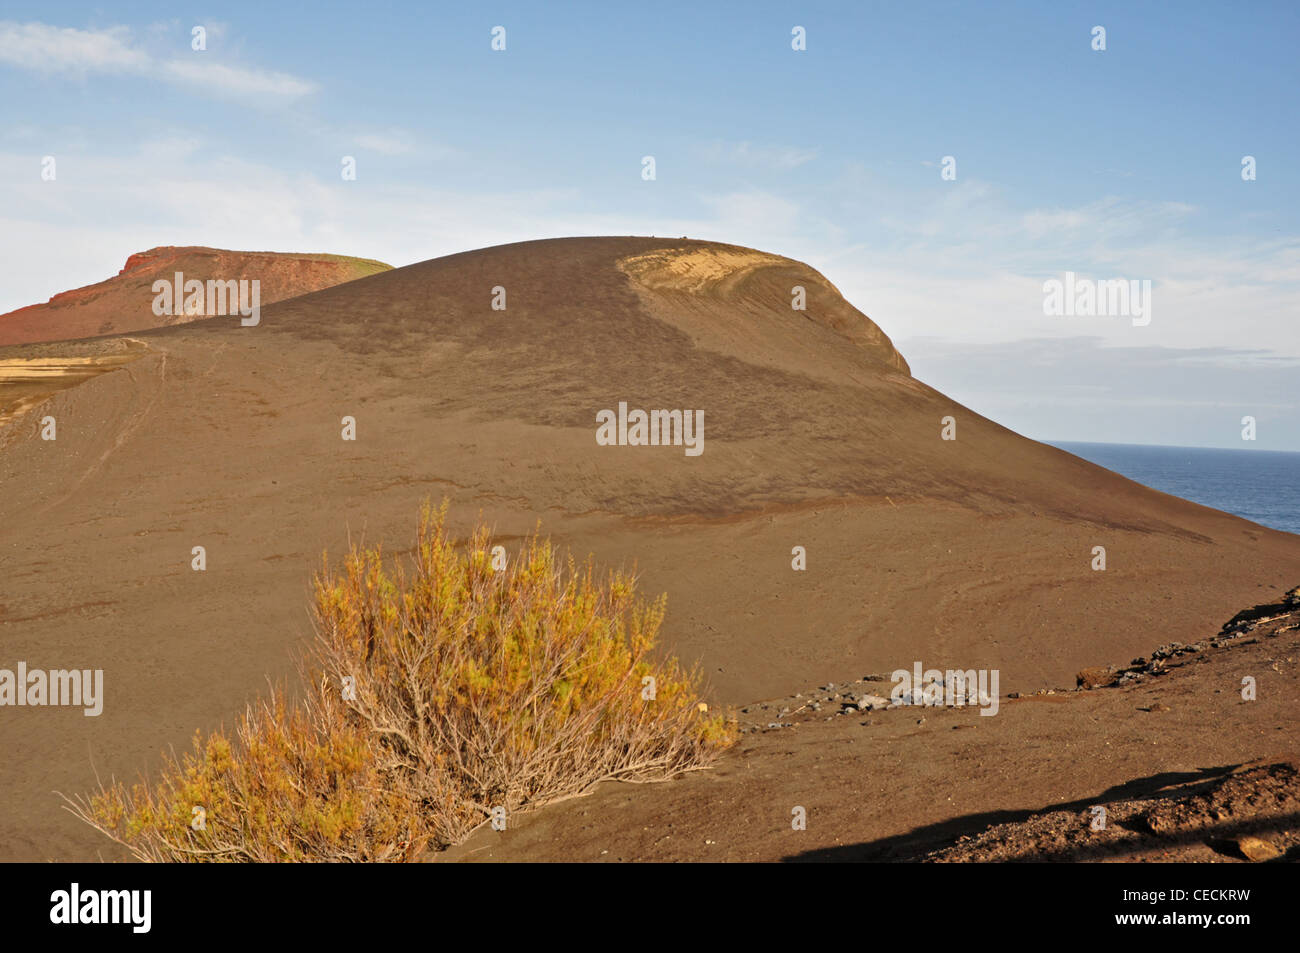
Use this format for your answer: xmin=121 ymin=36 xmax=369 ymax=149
xmin=699 ymin=139 xmax=819 ymax=171
xmin=353 ymin=133 xmax=416 ymax=156
xmin=0 ymin=21 xmax=148 ymax=72
xmin=0 ymin=20 xmax=316 ymax=102
xmin=350 ymin=132 xmax=455 ymax=160
xmin=161 ymin=59 xmax=316 ymax=100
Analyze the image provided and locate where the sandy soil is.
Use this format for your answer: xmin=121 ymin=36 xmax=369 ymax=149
xmin=440 ymin=594 xmax=1300 ymax=862
xmin=1 ymin=236 xmax=1297 ymax=862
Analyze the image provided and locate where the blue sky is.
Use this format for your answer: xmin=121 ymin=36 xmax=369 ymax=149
xmin=2 ymin=1 xmax=1298 ymax=449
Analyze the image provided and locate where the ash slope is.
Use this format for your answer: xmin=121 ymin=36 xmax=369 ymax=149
xmin=1 ymin=236 xmax=1298 ymax=862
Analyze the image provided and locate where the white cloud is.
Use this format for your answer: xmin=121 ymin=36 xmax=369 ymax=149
xmin=787 ymin=178 xmax=1300 ymax=368
xmin=354 ymin=134 xmax=454 ymax=160
xmin=161 ymin=58 xmax=317 ymax=100
xmin=0 ymin=20 xmax=315 ymax=103
xmin=136 ymin=136 xmax=204 ymax=161
xmin=354 ymin=134 xmax=412 ymax=156
xmin=0 ymin=21 xmax=148 ymax=72
xmin=699 ymin=190 xmax=803 ymax=232
xmin=699 ymin=140 xmax=818 ymax=171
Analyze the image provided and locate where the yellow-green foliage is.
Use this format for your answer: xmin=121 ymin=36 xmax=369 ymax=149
xmin=65 ymin=502 xmax=733 ymax=861
xmin=69 ymin=690 xmax=421 ymax=862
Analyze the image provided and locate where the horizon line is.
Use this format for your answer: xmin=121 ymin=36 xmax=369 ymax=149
xmin=1045 ymin=438 xmax=1300 ymax=455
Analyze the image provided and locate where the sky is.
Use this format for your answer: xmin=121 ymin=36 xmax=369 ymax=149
xmin=1 ymin=1 xmax=1297 ymax=450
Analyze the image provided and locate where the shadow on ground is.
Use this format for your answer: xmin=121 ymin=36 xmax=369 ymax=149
xmin=782 ymin=763 xmax=1300 ymax=862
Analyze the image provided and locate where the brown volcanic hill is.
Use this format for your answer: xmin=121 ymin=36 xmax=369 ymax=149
xmin=1 ymin=235 xmax=1299 ymax=863
xmin=0 ymin=246 xmax=392 ymax=346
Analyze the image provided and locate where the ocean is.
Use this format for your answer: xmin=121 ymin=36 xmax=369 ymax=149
xmin=1050 ymin=442 xmax=1300 ymax=536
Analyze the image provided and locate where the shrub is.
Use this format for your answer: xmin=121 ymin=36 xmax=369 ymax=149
xmin=65 ymin=502 xmax=733 ymax=861
xmin=64 ymin=688 xmax=423 ymax=862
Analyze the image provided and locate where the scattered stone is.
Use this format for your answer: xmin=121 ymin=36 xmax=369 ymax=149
xmin=1237 ymin=835 xmax=1281 ymax=862
xmin=1144 ymin=812 xmax=1172 ymax=834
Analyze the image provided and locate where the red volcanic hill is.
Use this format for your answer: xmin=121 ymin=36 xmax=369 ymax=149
xmin=0 ymin=246 xmax=392 ymax=346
